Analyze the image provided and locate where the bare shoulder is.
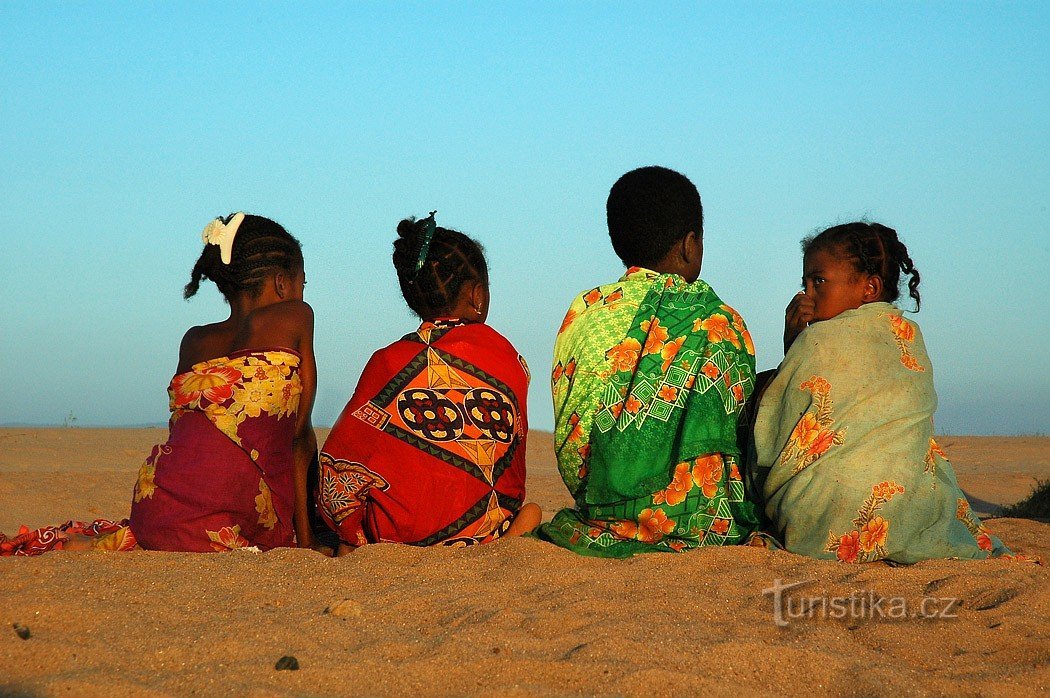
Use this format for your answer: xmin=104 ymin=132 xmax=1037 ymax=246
xmin=255 ymin=299 xmax=314 ymax=329
xmin=247 ymin=300 xmax=314 ymax=351
xmin=178 ymin=322 xmax=231 ymax=372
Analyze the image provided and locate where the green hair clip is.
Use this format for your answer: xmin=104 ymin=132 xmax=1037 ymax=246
xmin=414 ymin=210 xmax=438 ymax=273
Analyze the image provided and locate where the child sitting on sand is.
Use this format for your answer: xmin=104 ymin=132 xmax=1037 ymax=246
xmin=749 ymin=221 xmax=1011 ymax=563
xmin=536 ymin=166 xmax=760 ymax=557
xmin=317 ymin=214 xmax=540 ymax=553
xmin=1 ymin=213 xmax=319 ymax=554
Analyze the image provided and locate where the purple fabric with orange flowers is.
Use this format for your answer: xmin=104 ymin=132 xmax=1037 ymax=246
xmin=317 ymin=320 xmax=529 ymax=547
xmin=1 ymin=349 xmax=303 ymax=555
xmin=128 ymin=349 xmax=303 ymax=551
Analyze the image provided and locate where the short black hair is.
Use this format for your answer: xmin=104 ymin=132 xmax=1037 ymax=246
xmin=392 ymin=217 xmax=488 ymax=320
xmin=184 ymin=214 xmax=303 ymax=301
xmin=606 ymin=166 xmax=703 ymax=268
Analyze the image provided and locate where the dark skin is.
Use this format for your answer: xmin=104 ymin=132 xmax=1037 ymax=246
xmin=643 ymin=230 xmax=704 ymax=281
xmin=333 ymin=277 xmax=541 ymax=557
xmin=178 ymin=264 xmax=321 ymax=553
xmin=783 ymin=248 xmax=884 ymax=353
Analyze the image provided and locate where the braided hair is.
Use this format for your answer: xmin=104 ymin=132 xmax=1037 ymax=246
xmin=392 ymin=217 xmax=488 ymax=320
xmin=184 ymin=214 xmax=303 ymax=301
xmin=803 ymin=222 xmax=922 ymax=310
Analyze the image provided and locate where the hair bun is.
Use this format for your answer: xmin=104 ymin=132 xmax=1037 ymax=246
xmin=396 ymin=218 xmax=420 ymax=240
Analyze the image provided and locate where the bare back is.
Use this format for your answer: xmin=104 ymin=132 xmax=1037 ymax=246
xmin=177 ymin=300 xmax=313 ymax=373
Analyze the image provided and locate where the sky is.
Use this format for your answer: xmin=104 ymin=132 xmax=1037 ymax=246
xmin=1 ymin=3 xmax=1048 ymax=435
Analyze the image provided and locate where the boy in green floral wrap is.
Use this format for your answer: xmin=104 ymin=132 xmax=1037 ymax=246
xmin=537 ymin=166 xmax=759 ymax=557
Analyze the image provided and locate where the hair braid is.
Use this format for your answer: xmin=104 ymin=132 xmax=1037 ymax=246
xmin=393 ymin=217 xmax=488 ymax=320
xmin=184 ymin=214 xmax=303 ymax=302
xmin=803 ymin=221 xmax=922 ymax=311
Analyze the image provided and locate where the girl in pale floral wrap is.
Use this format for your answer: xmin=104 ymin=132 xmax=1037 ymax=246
xmin=537 ymin=166 xmax=759 ymax=557
xmin=750 ymin=222 xmax=1011 ymax=564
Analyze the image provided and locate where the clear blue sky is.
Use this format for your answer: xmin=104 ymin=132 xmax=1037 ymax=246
xmin=1 ymin=3 xmax=1048 ymax=434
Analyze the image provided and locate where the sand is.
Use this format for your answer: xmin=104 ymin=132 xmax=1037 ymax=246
xmin=1 ymin=428 xmax=1047 ymax=696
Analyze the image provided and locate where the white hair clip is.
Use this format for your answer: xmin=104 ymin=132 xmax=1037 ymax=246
xmin=201 ymin=212 xmax=246 ymax=265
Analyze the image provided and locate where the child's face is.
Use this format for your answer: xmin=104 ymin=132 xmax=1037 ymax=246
xmin=801 ymin=248 xmax=871 ymax=322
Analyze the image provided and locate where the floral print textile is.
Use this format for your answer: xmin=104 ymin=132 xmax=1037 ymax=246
xmin=537 ymin=267 xmax=759 ymax=558
xmin=750 ymin=303 xmax=1011 ymax=563
xmin=1 ymin=349 xmax=302 ymax=555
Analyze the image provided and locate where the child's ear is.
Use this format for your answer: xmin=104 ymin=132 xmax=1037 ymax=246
xmin=864 ymin=275 xmax=884 ymax=302
xmin=682 ymin=231 xmax=703 ymax=265
xmin=274 ymin=272 xmax=288 ymax=299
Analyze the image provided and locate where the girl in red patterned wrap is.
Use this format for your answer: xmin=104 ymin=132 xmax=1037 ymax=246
xmin=318 ymin=214 xmax=540 ymax=555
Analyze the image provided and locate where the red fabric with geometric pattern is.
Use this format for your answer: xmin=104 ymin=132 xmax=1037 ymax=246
xmin=318 ymin=320 xmax=529 ymax=547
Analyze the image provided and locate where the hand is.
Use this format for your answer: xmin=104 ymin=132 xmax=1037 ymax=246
xmin=784 ymin=292 xmax=814 ymax=353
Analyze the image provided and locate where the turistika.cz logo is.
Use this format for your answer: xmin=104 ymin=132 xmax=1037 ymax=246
xmin=762 ymin=579 xmax=960 ymax=627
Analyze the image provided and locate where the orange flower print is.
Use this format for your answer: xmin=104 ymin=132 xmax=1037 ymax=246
xmin=658 ymin=385 xmax=679 ymax=402
xmin=171 ymin=366 xmax=242 ymax=408
xmin=836 ymin=530 xmax=860 ymax=563
xmin=606 ymin=337 xmax=642 ymax=373
xmin=859 ymin=516 xmax=889 ymax=553
xmin=559 ymin=308 xmax=579 ymax=335
xmin=654 ymin=462 xmax=693 ymax=506
xmin=255 ymin=479 xmax=277 ymax=530
xmin=684 ymin=375 xmax=696 ymax=389
xmin=977 ymin=533 xmax=993 ymax=552
xmin=624 ymin=395 xmax=643 ymax=414
xmin=583 ymin=288 xmax=603 ymax=306
xmin=887 ymin=315 xmax=925 ymax=372
xmin=807 ymin=428 xmax=839 ymax=459
xmin=722 ymin=305 xmax=755 ymax=355
xmin=782 ymin=377 xmax=845 ymax=474
xmin=669 ymin=540 xmax=688 ymax=552
xmin=552 ymin=364 xmax=564 ymax=383
xmin=800 ymin=376 xmax=831 ymax=394
xmin=729 ymin=461 xmax=741 ymax=481
xmin=611 ymin=519 xmax=638 ymax=539
xmin=641 ymin=317 xmax=670 ymax=355
xmin=660 ymin=336 xmax=686 ymax=372
xmin=637 ymin=508 xmax=675 ymax=543
xmin=134 ymin=462 xmax=156 ymax=503
xmin=567 ymin=412 xmax=584 ymax=443
xmin=872 ymin=481 xmax=906 ymax=500
xmin=697 ymin=314 xmax=741 ymax=348
xmin=691 ymin=455 xmax=723 ymax=498
xmin=923 ymin=438 xmax=943 ymax=473
xmin=206 ymin=525 xmax=251 ymax=552
xmin=605 ymin=289 xmax=624 ymax=303
xmin=791 ymin=413 xmax=821 ymax=451
xmin=701 ymin=362 xmax=721 ymax=380
xmin=889 ymin=315 xmax=915 ymax=342
xmin=900 ymin=354 xmax=924 ymax=372
xmin=711 ymin=519 xmax=730 ymax=536
xmin=731 ymin=383 xmax=744 ymax=403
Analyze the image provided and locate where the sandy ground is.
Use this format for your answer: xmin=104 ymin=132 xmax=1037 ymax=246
xmin=0 ymin=428 xmax=1047 ymax=696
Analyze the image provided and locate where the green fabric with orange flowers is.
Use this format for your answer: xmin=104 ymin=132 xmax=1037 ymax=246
xmin=750 ymin=302 xmax=1011 ymax=564
xmin=537 ymin=267 xmax=759 ymax=558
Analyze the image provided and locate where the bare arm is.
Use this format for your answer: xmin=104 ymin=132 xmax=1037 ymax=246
xmin=290 ymin=303 xmax=318 ymax=550
xmin=783 ymin=292 xmax=814 ymax=354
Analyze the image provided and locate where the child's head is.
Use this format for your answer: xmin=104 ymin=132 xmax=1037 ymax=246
xmin=801 ymin=222 xmax=921 ymax=321
xmin=185 ymin=213 xmax=304 ymax=302
xmin=393 ymin=214 xmax=489 ymax=321
xmin=607 ymin=166 xmax=703 ymax=277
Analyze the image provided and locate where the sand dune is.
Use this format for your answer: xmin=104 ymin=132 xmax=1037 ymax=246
xmin=1 ymin=428 xmax=1047 ymax=695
